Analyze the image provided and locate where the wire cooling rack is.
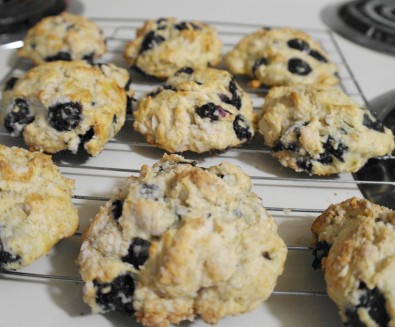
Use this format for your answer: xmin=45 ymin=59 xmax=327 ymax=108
xmin=0 ymin=17 xmax=394 ymax=327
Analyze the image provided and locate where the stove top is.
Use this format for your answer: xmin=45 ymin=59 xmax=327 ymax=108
xmin=322 ymin=0 xmax=395 ymax=55
xmin=0 ymin=0 xmax=67 ymax=49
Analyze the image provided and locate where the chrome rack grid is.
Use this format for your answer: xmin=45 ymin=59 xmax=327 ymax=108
xmin=0 ymin=18 xmax=393 ymax=313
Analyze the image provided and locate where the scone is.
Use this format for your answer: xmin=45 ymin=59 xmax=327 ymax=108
xmin=124 ymin=18 xmax=223 ymax=79
xmin=0 ymin=145 xmax=79 ymax=270
xmin=134 ymin=67 xmax=255 ymax=153
xmin=224 ymin=27 xmax=338 ymax=87
xmin=1 ymin=60 xmax=134 ymax=156
xmin=78 ymin=154 xmax=287 ymax=327
xmin=311 ymin=197 xmax=395 ymax=327
xmin=258 ymin=85 xmax=395 ymax=175
xmin=18 ymin=12 xmax=106 ymax=64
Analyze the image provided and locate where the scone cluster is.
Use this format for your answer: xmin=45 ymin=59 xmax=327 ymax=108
xmin=78 ymin=154 xmax=287 ymax=326
xmin=0 ymin=145 xmax=78 ymax=270
xmin=134 ymin=67 xmax=255 ymax=153
xmin=312 ymin=198 xmax=395 ymax=326
xmin=1 ymin=60 xmax=133 ymax=156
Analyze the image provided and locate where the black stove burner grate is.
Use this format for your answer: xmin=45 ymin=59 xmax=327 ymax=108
xmin=322 ymin=0 xmax=395 ymax=55
xmin=0 ymin=0 xmax=66 ymax=35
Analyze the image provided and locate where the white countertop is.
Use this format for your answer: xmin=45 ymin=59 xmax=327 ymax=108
xmin=0 ymin=1 xmax=393 ymax=327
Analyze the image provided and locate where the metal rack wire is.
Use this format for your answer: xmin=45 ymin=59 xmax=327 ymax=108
xmin=0 ymin=18 xmax=393 ymax=323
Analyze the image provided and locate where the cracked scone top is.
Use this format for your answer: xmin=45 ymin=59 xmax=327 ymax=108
xmin=134 ymin=67 xmax=255 ymax=153
xmin=0 ymin=145 xmax=79 ymax=270
xmin=258 ymin=85 xmax=395 ymax=175
xmin=124 ymin=17 xmax=223 ymax=79
xmin=311 ymin=198 xmax=395 ymax=327
xmin=224 ymin=27 xmax=338 ymax=87
xmin=1 ymin=60 xmax=134 ymax=156
xmin=78 ymin=154 xmax=287 ymax=327
xmin=18 ymin=12 xmax=107 ymax=64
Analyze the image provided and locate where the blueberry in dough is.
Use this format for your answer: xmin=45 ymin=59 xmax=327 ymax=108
xmin=4 ymin=98 xmax=35 ymax=135
xmin=0 ymin=240 xmax=21 ymax=269
xmin=94 ymin=274 xmax=135 ymax=314
xmin=195 ymin=103 xmax=227 ymax=122
xmin=363 ymin=113 xmax=385 ymax=133
xmin=47 ymin=102 xmax=82 ymax=131
xmin=174 ymin=21 xmax=201 ymax=31
xmin=296 ymin=159 xmax=313 ymax=174
xmin=252 ymin=57 xmax=268 ymax=74
xmin=233 ymin=114 xmax=252 ymax=141
xmin=345 ymin=282 xmax=390 ymax=327
xmin=140 ymin=31 xmax=165 ymax=54
xmin=122 ymin=237 xmax=151 ymax=269
xmin=45 ymin=51 xmax=72 ymax=62
xmin=4 ymin=77 xmax=18 ymax=91
xmin=175 ymin=67 xmax=194 ymax=75
xmin=287 ymin=38 xmax=310 ymax=52
xmin=288 ymin=58 xmax=312 ymax=75
xmin=309 ymin=49 xmax=328 ymax=63
xmin=311 ymin=240 xmax=331 ymax=270
xmin=139 ymin=183 xmax=161 ymax=201
xmin=111 ymin=200 xmax=124 ymax=220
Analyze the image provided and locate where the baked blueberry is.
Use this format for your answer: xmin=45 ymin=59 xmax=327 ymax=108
xmin=174 ymin=21 xmax=201 ymax=31
xmin=309 ymin=49 xmax=328 ymax=63
xmin=252 ymin=57 xmax=268 ymax=75
xmin=122 ymin=237 xmax=151 ymax=269
xmin=296 ymin=159 xmax=313 ymax=174
xmin=287 ymin=38 xmax=310 ymax=51
xmin=111 ymin=200 xmax=124 ymax=220
xmin=311 ymin=240 xmax=331 ymax=270
xmin=4 ymin=77 xmax=18 ymax=91
xmin=195 ymin=103 xmax=227 ymax=121
xmin=288 ymin=58 xmax=312 ymax=76
xmin=45 ymin=51 xmax=72 ymax=62
xmin=139 ymin=31 xmax=165 ymax=54
xmin=139 ymin=183 xmax=160 ymax=201
xmin=4 ymin=98 xmax=34 ymax=135
xmin=0 ymin=240 xmax=21 ymax=269
xmin=233 ymin=114 xmax=252 ymax=141
xmin=363 ymin=113 xmax=385 ymax=133
xmin=228 ymin=78 xmax=242 ymax=110
xmin=175 ymin=67 xmax=194 ymax=75
xmin=94 ymin=274 xmax=135 ymax=314
xmin=47 ymin=102 xmax=82 ymax=131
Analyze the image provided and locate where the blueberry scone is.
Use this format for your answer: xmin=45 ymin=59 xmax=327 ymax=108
xmin=224 ymin=27 xmax=338 ymax=88
xmin=311 ymin=197 xmax=395 ymax=327
xmin=78 ymin=154 xmax=287 ymax=326
xmin=124 ymin=18 xmax=223 ymax=79
xmin=258 ymin=85 xmax=395 ymax=175
xmin=1 ymin=60 xmax=134 ymax=156
xmin=0 ymin=145 xmax=79 ymax=270
xmin=134 ymin=67 xmax=255 ymax=153
xmin=18 ymin=12 xmax=106 ymax=64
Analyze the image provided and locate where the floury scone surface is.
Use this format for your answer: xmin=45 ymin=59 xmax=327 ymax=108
xmin=224 ymin=27 xmax=338 ymax=87
xmin=134 ymin=67 xmax=255 ymax=153
xmin=124 ymin=17 xmax=223 ymax=79
xmin=18 ymin=12 xmax=107 ymax=65
xmin=311 ymin=198 xmax=395 ymax=327
xmin=1 ymin=60 xmax=134 ymax=156
xmin=0 ymin=145 xmax=78 ymax=270
xmin=78 ymin=154 xmax=287 ymax=327
xmin=258 ymin=85 xmax=395 ymax=175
